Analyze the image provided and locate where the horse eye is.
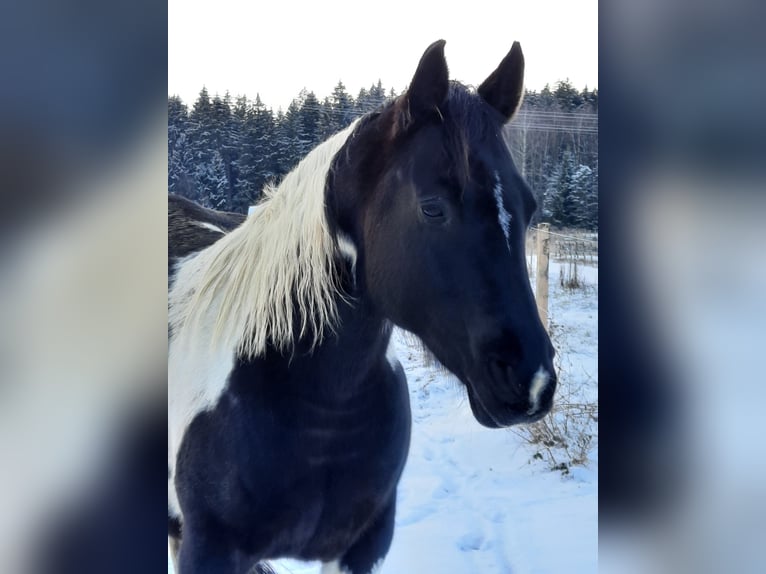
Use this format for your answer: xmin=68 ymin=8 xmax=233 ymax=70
xmin=420 ymin=201 xmax=445 ymax=219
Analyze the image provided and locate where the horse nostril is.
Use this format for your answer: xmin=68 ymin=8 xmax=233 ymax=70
xmin=489 ymin=357 xmax=523 ymax=393
xmin=489 ymin=357 xmax=508 ymax=382
xmin=506 ymin=336 xmax=524 ymax=368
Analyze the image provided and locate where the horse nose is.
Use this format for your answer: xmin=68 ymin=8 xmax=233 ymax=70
xmin=471 ymin=322 xmax=555 ymax=393
xmin=483 ymin=352 xmax=556 ymax=412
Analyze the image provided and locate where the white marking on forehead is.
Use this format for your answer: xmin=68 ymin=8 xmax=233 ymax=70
xmin=493 ymin=171 xmax=511 ymax=250
xmin=527 ymin=366 xmax=550 ymax=415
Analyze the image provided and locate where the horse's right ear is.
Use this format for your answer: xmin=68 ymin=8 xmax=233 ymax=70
xmin=397 ymin=40 xmax=449 ymax=130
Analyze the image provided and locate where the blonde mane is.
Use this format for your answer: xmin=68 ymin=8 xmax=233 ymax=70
xmin=170 ymin=121 xmax=358 ymax=358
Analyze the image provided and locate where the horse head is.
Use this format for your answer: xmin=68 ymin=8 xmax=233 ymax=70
xmin=328 ymin=40 xmax=556 ymax=428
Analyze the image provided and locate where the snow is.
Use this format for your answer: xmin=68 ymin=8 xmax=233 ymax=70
xmin=169 ymin=258 xmax=598 ymax=574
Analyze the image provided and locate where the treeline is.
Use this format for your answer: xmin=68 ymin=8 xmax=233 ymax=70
xmin=168 ymin=80 xmax=597 ymax=229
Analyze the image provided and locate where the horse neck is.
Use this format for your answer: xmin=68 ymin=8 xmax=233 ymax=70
xmin=276 ymin=292 xmax=393 ymax=399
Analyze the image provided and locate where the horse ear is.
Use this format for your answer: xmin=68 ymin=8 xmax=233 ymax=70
xmin=478 ymin=41 xmax=525 ymax=122
xmin=405 ymin=39 xmax=449 ymax=121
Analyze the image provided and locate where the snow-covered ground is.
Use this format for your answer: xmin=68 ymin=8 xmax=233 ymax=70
xmin=169 ymin=259 xmax=598 ymax=574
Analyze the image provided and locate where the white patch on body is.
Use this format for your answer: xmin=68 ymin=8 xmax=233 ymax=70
xmin=194 ymin=221 xmax=225 ymax=234
xmin=320 ymin=559 xmax=384 ymax=574
xmin=337 ymin=231 xmax=358 ymax=281
xmin=384 ymin=323 xmax=401 ymax=372
xmin=321 ymin=561 xmax=348 ymax=574
xmin=168 ymin=467 xmax=181 ymax=519
xmin=493 ymin=171 xmax=511 ymax=250
xmin=527 ymin=366 xmax=550 ymax=414
xmin=168 ymin=251 xmax=237 ymax=524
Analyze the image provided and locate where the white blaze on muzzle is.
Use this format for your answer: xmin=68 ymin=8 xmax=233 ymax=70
xmin=527 ymin=366 xmax=551 ymax=415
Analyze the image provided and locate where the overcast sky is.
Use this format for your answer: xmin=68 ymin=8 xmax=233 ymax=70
xmin=169 ymin=0 xmax=597 ymax=111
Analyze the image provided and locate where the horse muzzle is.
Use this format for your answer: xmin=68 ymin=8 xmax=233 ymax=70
xmin=465 ymin=356 xmax=557 ymax=428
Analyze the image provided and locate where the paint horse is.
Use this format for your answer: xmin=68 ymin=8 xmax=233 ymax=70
xmin=168 ymin=40 xmax=556 ymax=574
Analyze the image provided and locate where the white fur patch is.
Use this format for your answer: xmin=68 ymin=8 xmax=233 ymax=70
xmin=167 ymin=325 xmax=234 ymax=482
xmin=320 ymin=559 xmax=384 ymax=574
xmin=194 ymin=221 xmax=225 ymax=234
xmin=168 ymin=252 xmax=237 ymax=524
xmin=384 ymin=323 xmax=401 ymax=371
xmin=168 ymin=467 xmax=181 ymax=519
xmin=527 ymin=366 xmax=550 ymax=414
xmin=493 ymin=171 xmax=511 ymax=250
xmin=321 ymin=561 xmax=348 ymax=574
xmin=337 ymin=231 xmax=358 ymax=281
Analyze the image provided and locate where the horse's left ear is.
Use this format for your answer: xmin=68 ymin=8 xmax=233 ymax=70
xmin=478 ymin=41 xmax=525 ymax=122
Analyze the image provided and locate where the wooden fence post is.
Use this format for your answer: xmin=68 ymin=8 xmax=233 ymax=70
xmin=535 ymin=223 xmax=550 ymax=329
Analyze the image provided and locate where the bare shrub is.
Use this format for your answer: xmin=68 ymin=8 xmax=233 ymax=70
xmin=512 ymin=320 xmax=598 ymax=474
xmin=559 ymin=259 xmax=584 ymax=291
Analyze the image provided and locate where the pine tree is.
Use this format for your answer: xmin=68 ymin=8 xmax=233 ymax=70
xmin=369 ymin=80 xmax=387 ymax=109
xmin=191 ymin=86 xmax=212 ymax=122
xmin=355 ymin=87 xmax=369 ymax=115
xmin=539 ymin=84 xmax=554 ymax=108
xmin=333 ymin=81 xmax=354 ymax=126
xmin=271 ymin=107 xmax=294 ymax=178
xmin=234 ymin=95 xmax=271 ymax=211
xmin=543 ymin=150 xmax=597 ymax=229
xmin=231 ymin=96 xmax=251 ymax=201
xmin=184 ymin=88 xmax=217 ymax=204
xmin=169 ymin=78 xmax=597 ymax=227
xmin=192 ymin=148 xmax=228 ymax=209
xmin=318 ymin=96 xmax=335 ymax=139
xmin=584 ymin=161 xmax=598 ymax=230
xmin=544 ymin=150 xmax=578 ymax=227
xmin=206 ymin=150 xmax=229 ymax=209
xmin=213 ymin=91 xmax=239 ymax=208
xmin=553 ymin=79 xmax=582 ymax=111
xmin=168 ymin=96 xmax=194 ymax=196
xmin=169 ymin=131 xmax=196 ymax=198
xmin=299 ymin=91 xmax=322 ymax=148
xmin=252 ymin=95 xmax=278 ymax=183
xmin=571 ymin=163 xmax=594 ymax=228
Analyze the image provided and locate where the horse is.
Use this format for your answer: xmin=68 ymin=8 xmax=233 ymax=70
xmin=168 ymin=39 xmax=557 ymax=574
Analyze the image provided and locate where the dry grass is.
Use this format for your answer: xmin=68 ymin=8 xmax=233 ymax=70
xmin=512 ymin=320 xmax=598 ymax=474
